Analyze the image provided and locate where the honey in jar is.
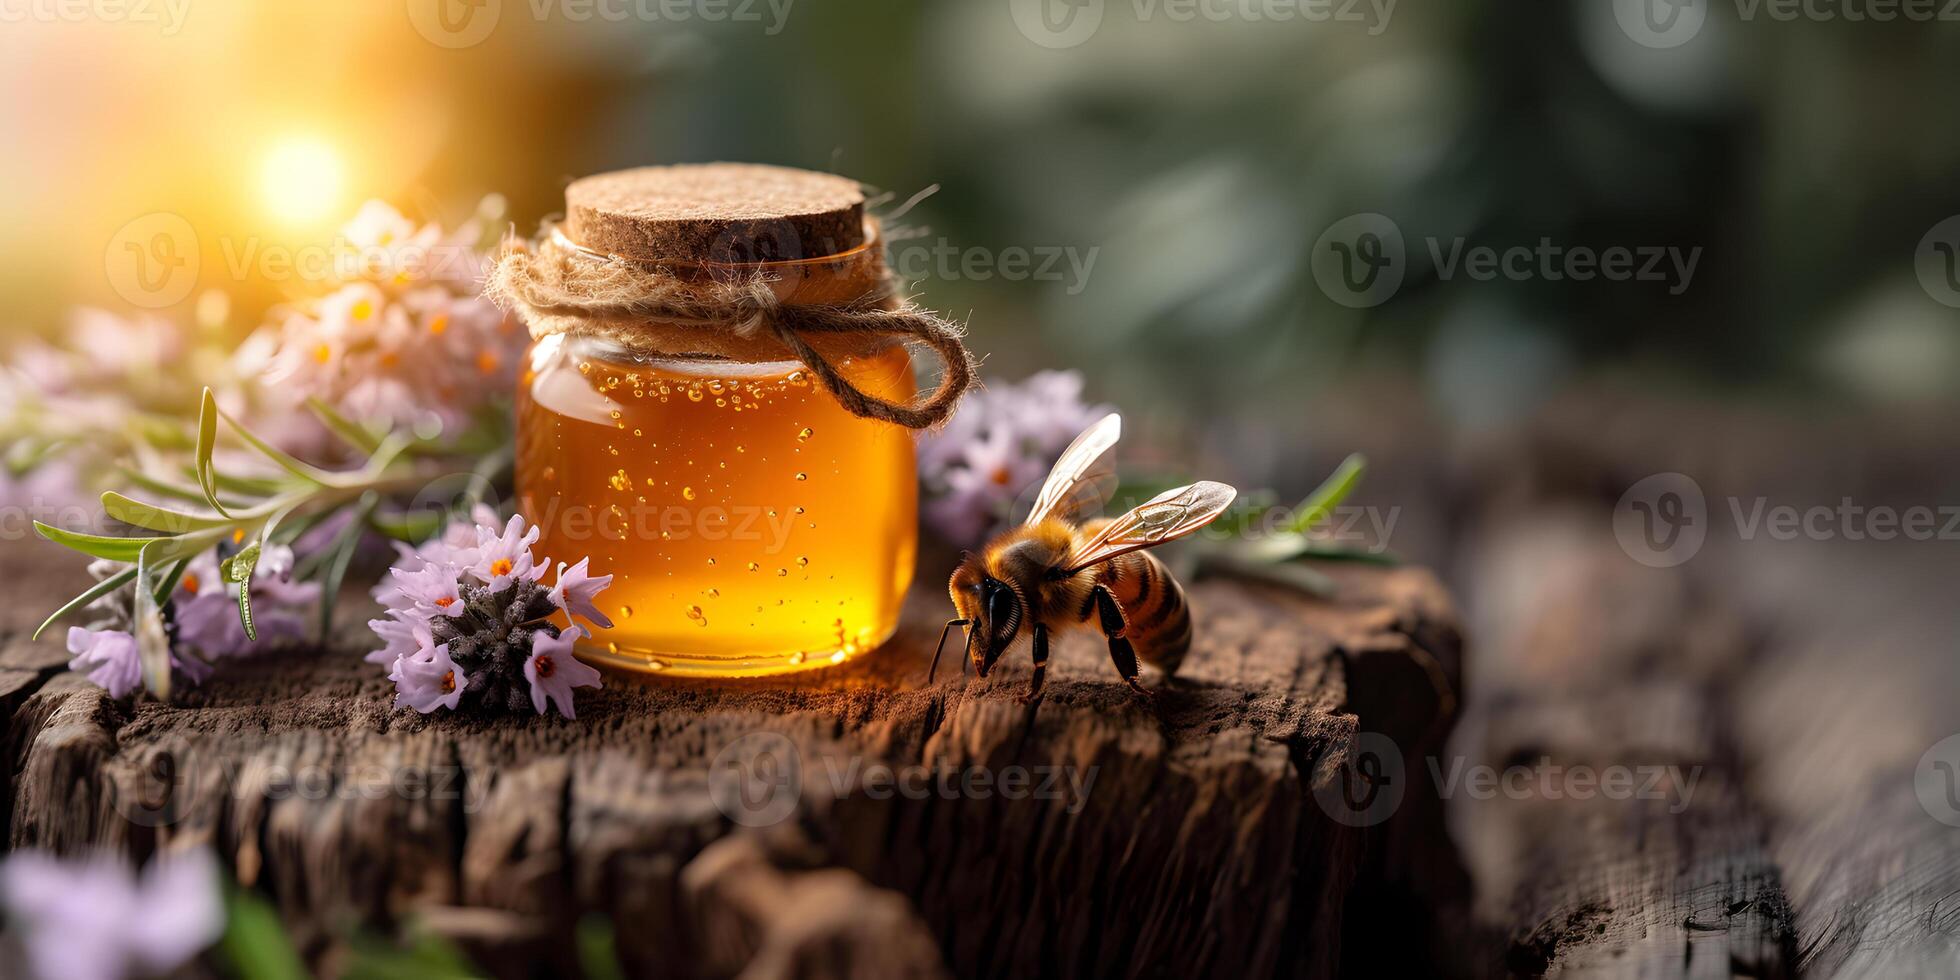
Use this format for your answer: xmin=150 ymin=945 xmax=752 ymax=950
xmin=512 ymin=164 xmax=926 ymax=676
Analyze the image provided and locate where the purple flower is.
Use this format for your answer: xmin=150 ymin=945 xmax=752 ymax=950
xmin=524 ymin=625 xmax=602 ymax=718
xmin=66 ymin=622 xmax=211 ymax=698
xmin=549 ymin=558 xmax=614 ymax=628
xmin=392 ymin=624 xmax=464 ymax=713
xmin=0 ymin=846 xmax=223 ymax=980
xmin=171 ymin=549 xmax=322 ymax=659
xmin=65 ymin=628 xmax=141 ymax=698
xmin=370 ymin=509 xmax=610 ymax=716
xmin=919 ymin=370 xmax=1112 ymax=545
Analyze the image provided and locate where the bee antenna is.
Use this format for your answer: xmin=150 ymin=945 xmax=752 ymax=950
xmin=928 ymin=618 xmax=969 ymax=684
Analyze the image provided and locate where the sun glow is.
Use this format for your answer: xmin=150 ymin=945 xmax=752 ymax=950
xmin=259 ymin=136 xmax=346 ymax=227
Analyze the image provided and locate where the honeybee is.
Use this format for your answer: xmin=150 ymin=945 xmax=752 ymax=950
xmin=931 ymin=414 xmax=1237 ymax=702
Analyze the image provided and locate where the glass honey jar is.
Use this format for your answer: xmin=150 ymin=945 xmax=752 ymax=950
xmin=506 ymin=164 xmax=963 ymax=677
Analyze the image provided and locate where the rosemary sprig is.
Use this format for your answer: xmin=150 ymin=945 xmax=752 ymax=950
xmin=32 ymin=387 xmax=466 ymax=696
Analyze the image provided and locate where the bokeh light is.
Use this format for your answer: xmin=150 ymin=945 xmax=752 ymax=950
xmin=259 ymin=136 xmax=347 ymax=228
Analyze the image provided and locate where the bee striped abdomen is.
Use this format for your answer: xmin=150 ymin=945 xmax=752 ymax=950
xmin=1095 ymin=550 xmax=1192 ymax=675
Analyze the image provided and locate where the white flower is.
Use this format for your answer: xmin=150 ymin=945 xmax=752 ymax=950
xmin=366 ymin=612 xmax=421 ymax=666
xmin=524 ymin=626 xmax=603 ymax=719
xmin=473 ymin=514 xmax=545 ymax=591
xmin=245 ymin=199 xmax=522 ymax=442
xmin=549 ymin=557 xmax=614 ymax=628
xmin=392 ymin=624 xmax=464 ymax=713
xmin=340 ymin=199 xmax=420 ymax=253
xmin=386 ymin=562 xmax=466 ymax=618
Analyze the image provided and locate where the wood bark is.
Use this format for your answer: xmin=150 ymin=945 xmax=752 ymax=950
xmin=0 ymin=540 xmax=1462 ymax=980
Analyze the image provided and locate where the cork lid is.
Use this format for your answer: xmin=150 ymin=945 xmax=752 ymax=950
xmin=564 ymin=163 xmax=867 ymax=266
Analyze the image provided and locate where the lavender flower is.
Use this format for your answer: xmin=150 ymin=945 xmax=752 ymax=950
xmin=525 ymin=625 xmax=603 ymax=719
xmin=919 ymin=369 xmax=1112 ymax=544
xmin=385 ymin=562 xmax=467 ymax=618
xmin=0 ymin=846 xmax=223 ymax=980
xmin=65 ymin=628 xmax=143 ymax=699
xmin=549 ymin=558 xmax=614 ymax=629
xmin=65 ymin=561 xmax=214 ymax=698
xmin=392 ymin=624 xmax=465 ymax=713
xmin=472 ymin=514 xmax=545 ymax=591
xmin=369 ymin=510 xmax=610 ymax=717
xmin=366 ymin=613 xmax=420 ymax=667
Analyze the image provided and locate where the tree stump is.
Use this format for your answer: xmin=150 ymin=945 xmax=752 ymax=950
xmin=0 ymin=540 xmax=1462 ymax=980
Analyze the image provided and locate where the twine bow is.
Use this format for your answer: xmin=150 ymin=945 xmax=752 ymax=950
xmin=483 ymin=226 xmax=977 ymax=429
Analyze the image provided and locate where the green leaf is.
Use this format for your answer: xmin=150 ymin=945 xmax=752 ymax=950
xmin=577 ymin=916 xmax=626 ymax=980
xmin=305 ymin=397 xmax=383 ymax=454
xmin=126 ymin=411 xmax=196 ymax=451
xmin=361 ymin=430 xmax=417 ymax=476
xmin=195 ymin=388 xmax=230 ymax=518
xmin=34 ymin=522 xmax=163 ymax=562
xmin=341 ymin=928 xmax=480 ymax=980
xmin=367 ymin=507 xmax=444 ymax=543
xmin=206 ymin=468 xmax=288 ymax=497
xmin=215 ymin=402 xmax=346 ymax=487
xmin=102 ymin=491 xmax=231 ymax=533
xmin=223 ymin=542 xmax=262 ymax=643
xmin=218 ymin=885 xmax=308 ymax=980
xmin=118 ymin=466 xmax=241 ymax=508
xmin=1195 ymin=549 xmax=1339 ymax=598
xmin=1286 ymin=543 xmax=1401 ymax=565
xmin=318 ymin=492 xmax=379 ymax=641
xmin=220 ymin=542 xmax=261 ymax=584
xmin=32 ymin=565 xmax=136 ymax=641
xmin=133 ymin=541 xmax=173 ymax=698
xmin=153 ymin=557 xmax=191 ymax=605
xmin=1286 ymin=453 xmax=1367 ymax=534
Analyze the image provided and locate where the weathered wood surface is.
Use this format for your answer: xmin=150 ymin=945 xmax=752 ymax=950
xmin=1452 ymin=515 xmax=1796 ymax=977
xmin=0 ymin=537 xmax=1463 ymax=980
xmin=1430 ymin=389 xmax=1960 ymax=978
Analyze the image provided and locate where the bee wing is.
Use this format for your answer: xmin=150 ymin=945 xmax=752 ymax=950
xmin=1023 ymin=413 xmax=1123 ymax=527
xmin=1063 ymin=480 xmax=1237 ymax=573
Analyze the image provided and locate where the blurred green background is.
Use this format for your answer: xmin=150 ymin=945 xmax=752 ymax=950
xmin=5 ymin=0 xmax=1958 ymax=497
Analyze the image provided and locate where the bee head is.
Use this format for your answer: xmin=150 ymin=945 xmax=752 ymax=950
xmin=944 ymin=548 xmax=1027 ymax=678
xmin=947 ymin=555 xmax=1026 ymax=679
xmin=976 ymin=576 xmax=1024 ymax=676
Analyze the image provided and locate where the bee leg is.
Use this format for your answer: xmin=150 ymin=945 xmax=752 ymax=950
xmin=1021 ymin=623 xmax=1050 ymax=705
xmin=928 ymin=619 xmax=968 ymax=684
xmin=1093 ymin=586 xmax=1152 ymax=700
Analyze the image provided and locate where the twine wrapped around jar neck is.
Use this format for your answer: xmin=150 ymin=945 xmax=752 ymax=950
xmin=484 ymin=224 xmax=978 ymax=430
